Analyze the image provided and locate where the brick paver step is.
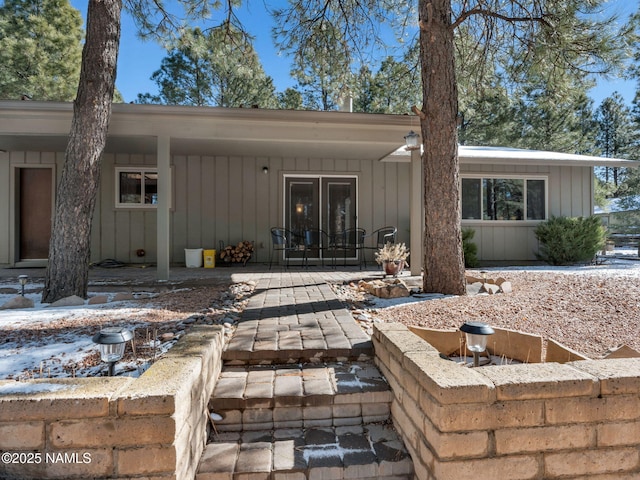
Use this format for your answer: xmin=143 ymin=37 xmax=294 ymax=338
xmin=210 ymin=362 xmax=393 ymax=432
xmin=196 ymin=424 xmax=413 ymax=480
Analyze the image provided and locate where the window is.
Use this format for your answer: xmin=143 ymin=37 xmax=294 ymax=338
xmin=116 ymin=168 xmax=158 ymax=207
xmin=461 ymin=176 xmax=547 ymax=221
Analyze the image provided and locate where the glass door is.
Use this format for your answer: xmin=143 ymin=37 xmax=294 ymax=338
xmin=284 ymin=176 xmax=357 ymax=261
xmin=323 ymin=177 xmax=357 ymax=257
xmin=285 ymin=178 xmax=319 ymax=256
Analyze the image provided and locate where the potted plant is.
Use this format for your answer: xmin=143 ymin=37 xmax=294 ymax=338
xmin=375 ymin=242 xmax=410 ymax=276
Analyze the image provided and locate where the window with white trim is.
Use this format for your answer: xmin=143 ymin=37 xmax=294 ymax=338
xmin=461 ymin=176 xmax=547 ymax=221
xmin=115 ymin=168 xmax=158 ymax=207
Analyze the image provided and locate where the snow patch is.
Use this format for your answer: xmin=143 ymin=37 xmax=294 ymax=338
xmin=0 ymin=381 xmax=75 ymax=395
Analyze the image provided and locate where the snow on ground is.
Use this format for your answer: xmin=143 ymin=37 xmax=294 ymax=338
xmin=1 ymin=249 xmax=639 ymax=381
xmin=479 ymin=249 xmax=640 ymax=278
xmin=0 ymin=281 xmax=175 ymax=380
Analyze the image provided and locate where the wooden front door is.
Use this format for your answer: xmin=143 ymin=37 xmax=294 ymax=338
xmin=19 ymin=168 xmax=53 ymax=260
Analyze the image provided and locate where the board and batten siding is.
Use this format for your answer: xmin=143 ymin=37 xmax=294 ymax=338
xmin=93 ymin=154 xmax=411 ymax=265
xmin=93 ymin=153 xmax=158 ymax=264
xmin=1 ymin=150 xmax=593 ymax=266
xmin=460 ymin=164 xmax=594 ymax=261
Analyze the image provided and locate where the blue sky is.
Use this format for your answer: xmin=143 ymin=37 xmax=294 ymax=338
xmin=70 ymin=0 xmax=637 ymax=107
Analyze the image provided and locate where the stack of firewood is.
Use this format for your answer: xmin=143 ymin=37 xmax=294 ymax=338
xmin=219 ymin=241 xmax=254 ymax=265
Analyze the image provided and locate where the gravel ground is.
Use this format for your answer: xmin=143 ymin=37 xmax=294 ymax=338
xmin=339 ymin=270 xmax=640 ymax=359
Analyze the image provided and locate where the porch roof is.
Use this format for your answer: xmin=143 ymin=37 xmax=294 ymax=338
xmin=0 ymin=101 xmax=413 ymax=160
xmin=382 ymin=144 xmax=640 ymax=168
xmin=3 ymin=101 xmax=637 ymax=168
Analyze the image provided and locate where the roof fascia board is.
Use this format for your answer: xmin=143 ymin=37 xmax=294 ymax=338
xmin=0 ymin=101 xmax=414 ymax=146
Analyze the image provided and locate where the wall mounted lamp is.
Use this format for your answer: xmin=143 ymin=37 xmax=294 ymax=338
xmin=404 ymin=130 xmax=420 ymax=151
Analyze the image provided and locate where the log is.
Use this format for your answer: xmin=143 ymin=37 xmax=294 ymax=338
xmin=218 ymin=240 xmax=254 ymax=264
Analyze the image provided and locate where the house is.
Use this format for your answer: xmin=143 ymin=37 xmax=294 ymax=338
xmin=1 ymin=101 xmax=637 ymax=278
xmin=594 ymin=196 xmax=640 ymax=248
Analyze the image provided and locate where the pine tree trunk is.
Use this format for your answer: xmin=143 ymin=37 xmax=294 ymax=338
xmin=42 ymin=0 xmax=121 ymax=302
xmin=419 ymin=0 xmax=466 ymax=295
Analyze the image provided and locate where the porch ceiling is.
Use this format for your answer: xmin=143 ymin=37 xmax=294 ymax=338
xmin=0 ymin=101 xmax=412 ymax=160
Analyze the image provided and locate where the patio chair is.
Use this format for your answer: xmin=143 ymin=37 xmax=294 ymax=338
xmin=333 ymin=227 xmax=366 ymax=269
xmin=302 ymin=228 xmax=332 ymax=268
xmin=363 ymin=226 xmax=397 ymax=261
xmin=269 ymin=227 xmax=298 ymax=269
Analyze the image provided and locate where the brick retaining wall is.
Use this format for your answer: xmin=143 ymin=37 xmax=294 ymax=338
xmin=0 ymin=325 xmax=224 ymax=480
xmin=373 ymin=323 xmax=640 ymax=480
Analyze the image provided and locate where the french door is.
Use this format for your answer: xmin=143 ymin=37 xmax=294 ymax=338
xmin=284 ymin=176 xmax=357 ymax=259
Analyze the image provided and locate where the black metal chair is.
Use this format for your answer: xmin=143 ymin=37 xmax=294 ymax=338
xmin=302 ymin=228 xmax=332 ymax=268
xmin=333 ymin=227 xmax=366 ymax=269
xmin=363 ymin=226 xmax=397 ymax=262
xmin=269 ymin=227 xmax=298 ymax=269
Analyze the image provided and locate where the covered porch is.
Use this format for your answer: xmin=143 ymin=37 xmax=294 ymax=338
xmin=0 ymin=102 xmax=422 ymax=279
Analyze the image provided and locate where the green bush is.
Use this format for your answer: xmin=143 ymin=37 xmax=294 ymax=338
xmin=534 ymin=215 xmax=606 ymax=265
xmin=462 ymin=228 xmax=480 ymax=268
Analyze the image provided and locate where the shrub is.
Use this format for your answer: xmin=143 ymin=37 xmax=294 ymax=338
xmin=534 ymin=215 xmax=605 ymax=265
xmin=462 ymin=228 xmax=480 ymax=268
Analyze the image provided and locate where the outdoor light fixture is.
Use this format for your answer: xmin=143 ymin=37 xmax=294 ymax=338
xmin=296 ymin=203 xmax=304 ymax=214
xmin=18 ymin=275 xmax=28 ymax=297
xmin=92 ymin=327 xmax=133 ymax=376
xmin=460 ymin=321 xmax=495 ymax=367
xmin=262 ymin=166 xmax=269 ymax=175
xmin=404 ymin=130 xmax=420 ymax=151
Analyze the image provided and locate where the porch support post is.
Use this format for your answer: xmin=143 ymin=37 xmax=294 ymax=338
xmin=410 ymin=148 xmax=423 ymax=276
xmin=157 ymin=135 xmax=171 ymax=281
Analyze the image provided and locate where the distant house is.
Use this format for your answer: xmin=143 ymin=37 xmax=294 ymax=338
xmin=1 ymin=101 xmax=637 ymax=277
xmin=595 ymin=196 xmax=640 ymax=237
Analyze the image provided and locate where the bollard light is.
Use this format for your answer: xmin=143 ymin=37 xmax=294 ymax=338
xmin=92 ymin=327 xmax=133 ymax=376
xmin=18 ymin=275 xmax=28 ymax=297
xmin=460 ymin=321 xmax=494 ymax=367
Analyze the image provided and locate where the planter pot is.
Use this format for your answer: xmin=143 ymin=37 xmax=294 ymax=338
xmin=383 ymin=260 xmax=404 ymax=277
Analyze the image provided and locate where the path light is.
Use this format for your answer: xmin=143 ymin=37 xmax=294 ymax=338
xmin=92 ymin=327 xmax=133 ymax=376
xmin=460 ymin=321 xmax=495 ymax=367
xmin=404 ymin=130 xmax=420 ymax=151
xmin=18 ymin=275 xmax=28 ymax=296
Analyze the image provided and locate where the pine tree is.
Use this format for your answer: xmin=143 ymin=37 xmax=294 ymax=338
xmin=513 ymin=77 xmax=595 ymax=153
xmin=137 ymin=26 xmax=278 ymax=108
xmin=595 ymin=93 xmax=634 ymax=188
xmin=0 ymin=0 xmax=83 ymax=100
xmin=292 ymin=28 xmax=351 ymax=110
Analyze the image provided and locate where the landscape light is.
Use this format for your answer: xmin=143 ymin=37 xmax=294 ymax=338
xmin=460 ymin=321 xmax=495 ymax=367
xmin=92 ymin=327 xmax=133 ymax=376
xmin=18 ymin=275 xmax=28 ymax=297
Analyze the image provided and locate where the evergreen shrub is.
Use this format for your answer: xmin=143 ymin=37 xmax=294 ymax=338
xmin=534 ymin=215 xmax=605 ymax=265
xmin=462 ymin=228 xmax=480 ymax=268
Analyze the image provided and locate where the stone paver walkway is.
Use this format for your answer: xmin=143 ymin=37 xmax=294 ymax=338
xmin=197 ymin=270 xmax=413 ymax=480
xmin=223 ymin=272 xmax=373 ymax=364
